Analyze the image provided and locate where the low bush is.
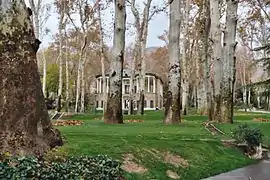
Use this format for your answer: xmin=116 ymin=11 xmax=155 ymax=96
xmin=232 ymin=123 xmax=263 ymax=149
xmin=0 ymin=155 xmax=123 ymax=180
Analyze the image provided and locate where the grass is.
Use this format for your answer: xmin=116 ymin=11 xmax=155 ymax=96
xmin=55 ymin=111 xmax=265 ymax=180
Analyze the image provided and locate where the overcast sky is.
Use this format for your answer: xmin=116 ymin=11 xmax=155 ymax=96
xmin=25 ymin=0 xmax=168 ymax=48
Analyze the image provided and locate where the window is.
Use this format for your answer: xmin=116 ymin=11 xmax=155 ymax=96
xmin=124 ymin=85 xmax=130 ymax=94
xmin=144 ymin=100 xmax=147 ymax=108
xmin=101 ymin=79 xmax=104 ymax=93
xmin=124 ymin=100 xmax=129 ymax=109
xmin=96 ymin=101 xmax=99 ymax=108
xmin=149 ymin=77 xmax=154 ymax=93
xmin=101 ymin=100 xmax=103 ymax=108
xmin=134 ymin=85 xmax=137 ymax=93
xmin=145 ymin=78 xmax=148 ymax=92
xmin=150 ymin=100 xmax=154 ymax=108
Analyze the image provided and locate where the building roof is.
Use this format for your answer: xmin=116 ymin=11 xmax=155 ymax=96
xmin=96 ymin=68 xmax=163 ymax=83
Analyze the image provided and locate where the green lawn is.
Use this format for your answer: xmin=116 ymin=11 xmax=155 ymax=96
xmin=56 ymin=111 xmax=264 ymax=180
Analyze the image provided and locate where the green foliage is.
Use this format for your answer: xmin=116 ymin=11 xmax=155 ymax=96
xmin=232 ymin=123 xmax=263 ymax=147
xmin=0 ymin=155 xmax=123 ymax=180
xmin=45 ymin=63 xmax=59 ymax=93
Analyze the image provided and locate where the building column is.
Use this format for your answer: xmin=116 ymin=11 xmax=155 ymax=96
xmin=96 ymin=79 xmax=99 ymax=93
xmin=136 ymin=78 xmax=139 ymax=93
xmin=106 ymin=77 xmax=109 ymax=93
xmin=147 ymin=76 xmax=150 ymax=93
xmin=99 ymin=78 xmax=102 ymax=93
xmin=153 ymin=77 xmax=156 ymax=93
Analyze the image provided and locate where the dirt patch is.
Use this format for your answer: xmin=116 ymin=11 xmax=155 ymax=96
xmin=166 ymin=170 xmax=180 ymax=179
xmin=164 ymin=152 xmax=189 ymax=168
xmin=121 ymin=154 xmax=147 ymax=174
xmin=222 ymin=141 xmax=235 ymax=148
xmin=124 ymin=119 xmax=144 ymax=123
xmin=143 ymin=149 xmax=189 ymax=168
xmin=143 ymin=148 xmax=161 ymax=159
xmin=52 ymin=120 xmax=83 ymax=126
xmin=253 ymin=117 xmax=270 ymax=122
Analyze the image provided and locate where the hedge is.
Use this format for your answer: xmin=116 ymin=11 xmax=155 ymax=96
xmin=0 ymin=155 xmax=123 ymax=180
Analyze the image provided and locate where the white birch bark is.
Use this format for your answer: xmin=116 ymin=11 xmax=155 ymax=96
xmin=210 ymin=0 xmax=223 ymax=121
xmin=203 ymin=0 xmax=213 ymax=120
xmin=137 ymin=0 xmax=152 ymax=115
xmin=221 ymin=0 xmax=238 ymax=123
xmin=75 ymin=35 xmax=87 ymax=113
xmin=97 ymin=1 xmax=107 ymax=117
xmin=164 ymin=0 xmax=181 ymax=124
xmin=65 ymin=37 xmax=70 ymax=112
xmin=80 ymin=54 xmax=86 ymax=113
xmin=29 ymin=0 xmax=41 ymax=39
xmin=42 ymin=50 xmax=47 ymax=97
xmin=129 ymin=0 xmax=141 ymax=115
xmin=104 ymin=0 xmax=126 ymax=124
xmin=181 ymin=0 xmax=191 ymax=115
xmin=56 ymin=5 xmax=65 ymax=112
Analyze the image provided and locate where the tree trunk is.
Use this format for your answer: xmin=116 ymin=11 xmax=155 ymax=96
xmin=0 ymin=0 xmax=62 ymax=155
xmin=97 ymin=3 xmax=107 ymax=118
xmin=248 ymin=86 xmax=251 ymax=106
xmin=75 ymin=35 xmax=87 ymax=113
xmin=210 ymin=0 xmax=223 ymax=122
xmin=80 ymin=67 xmax=85 ymax=113
xmin=42 ymin=50 xmax=47 ymax=97
xmin=65 ymin=35 xmax=70 ymax=112
xmin=137 ymin=0 xmax=152 ymax=115
xmin=201 ymin=0 xmax=212 ymax=119
xmin=128 ymin=44 xmax=138 ymax=115
xmin=221 ymin=0 xmax=238 ymax=123
xmin=56 ymin=6 xmax=65 ymax=112
xmin=257 ymin=93 xmax=261 ymax=108
xmin=129 ymin=0 xmax=142 ymax=115
xmin=104 ymin=0 xmax=126 ymax=124
xmin=164 ymin=0 xmax=181 ymax=124
xmin=182 ymin=0 xmax=191 ymax=115
xmin=243 ymin=86 xmax=247 ymax=111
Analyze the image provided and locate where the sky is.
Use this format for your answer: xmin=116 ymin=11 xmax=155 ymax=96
xmin=25 ymin=0 xmax=169 ymax=49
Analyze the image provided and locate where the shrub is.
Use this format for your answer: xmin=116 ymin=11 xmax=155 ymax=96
xmin=0 ymin=155 xmax=123 ymax=180
xmin=232 ymin=123 xmax=263 ymax=148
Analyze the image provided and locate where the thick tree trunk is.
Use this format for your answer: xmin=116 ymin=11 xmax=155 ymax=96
xmin=104 ymin=0 xmax=126 ymax=124
xmin=164 ymin=0 xmax=181 ymax=124
xmin=210 ymin=0 xmax=223 ymax=122
xmin=0 ymin=0 xmax=62 ymax=155
xmin=221 ymin=0 xmax=238 ymax=123
xmin=201 ymin=0 xmax=212 ymax=119
xmin=128 ymin=45 xmax=138 ymax=115
xmin=182 ymin=0 xmax=191 ymax=115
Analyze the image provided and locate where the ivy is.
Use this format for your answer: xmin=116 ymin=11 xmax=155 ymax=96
xmin=0 ymin=155 xmax=123 ymax=180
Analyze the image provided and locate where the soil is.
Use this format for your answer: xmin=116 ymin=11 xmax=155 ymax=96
xmin=124 ymin=120 xmax=144 ymax=123
xmin=52 ymin=120 xmax=83 ymax=126
xmin=164 ymin=151 xmax=189 ymax=168
xmin=166 ymin=170 xmax=181 ymax=179
xmin=121 ymin=154 xmax=147 ymax=174
xmin=253 ymin=117 xmax=270 ymax=122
